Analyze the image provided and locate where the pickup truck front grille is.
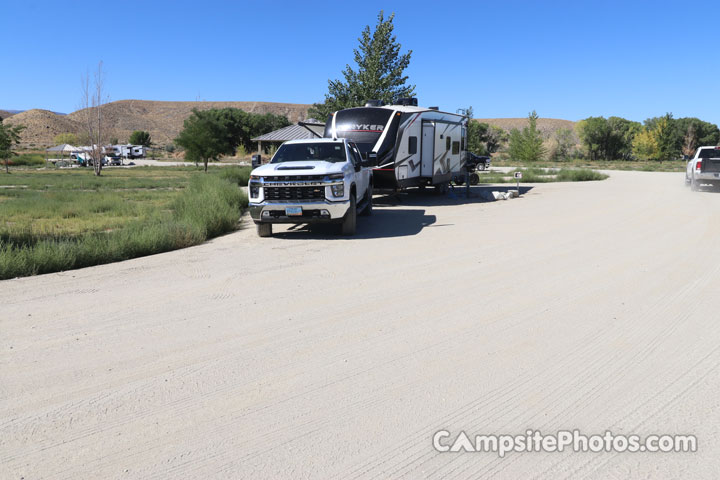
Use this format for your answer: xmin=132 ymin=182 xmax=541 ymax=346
xmin=264 ymin=186 xmax=326 ymax=201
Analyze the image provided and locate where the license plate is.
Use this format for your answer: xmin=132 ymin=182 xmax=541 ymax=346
xmin=285 ymin=207 xmax=302 ymax=216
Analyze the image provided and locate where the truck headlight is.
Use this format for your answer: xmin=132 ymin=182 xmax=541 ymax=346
xmin=250 ymin=185 xmax=260 ymax=197
xmin=331 ymin=183 xmax=344 ymax=197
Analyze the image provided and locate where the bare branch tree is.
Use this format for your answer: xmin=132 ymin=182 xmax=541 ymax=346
xmin=682 ymin=123 xmax=697 ymax=159
xmin=80 ymin=61 xmax=108 ymax=176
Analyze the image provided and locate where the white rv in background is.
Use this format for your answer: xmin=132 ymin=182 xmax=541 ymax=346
xmin=103 ymin=144 xmax=146 ymax=159
xmin=324 ymin=98 xmax=469 ymax=192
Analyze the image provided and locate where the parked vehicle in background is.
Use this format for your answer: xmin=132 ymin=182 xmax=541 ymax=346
xmin=248 ymin=138 xmax=374 ymax=237
xmin=324 ymin=98 xmax=469 ymax=193
xmin=686 ymin=146 xmax=720 ymax=191
xmin=465 ymin=152 xmax=491 ymax=171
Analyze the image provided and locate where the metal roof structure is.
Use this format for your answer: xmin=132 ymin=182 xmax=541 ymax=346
xmin=252 ymin=120 xmax=325 ymax=142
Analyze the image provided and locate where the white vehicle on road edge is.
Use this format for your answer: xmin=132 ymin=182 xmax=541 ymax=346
xmin=248 ymin=138 xmax=374 ymax=237
xmin=686 ymin=146 xmax=720 ymax=191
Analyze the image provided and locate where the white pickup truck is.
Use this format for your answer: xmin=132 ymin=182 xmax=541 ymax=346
xmin=686 ymin=146 xmax=720 ymax=191
xmin=248 ymin=138 xmax=374 ymax=237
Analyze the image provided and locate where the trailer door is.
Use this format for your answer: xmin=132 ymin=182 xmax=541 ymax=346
xmin=421 ymin=122 xmax=435 ymax=177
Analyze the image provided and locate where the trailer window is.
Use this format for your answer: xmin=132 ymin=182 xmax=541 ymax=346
xmin=446 ymin=136 xmax=451 ymax=151
xmin=452 ymin=141 xmax=460 ymax=155
xmin=408 ymin=136 xmax=417 ymax=154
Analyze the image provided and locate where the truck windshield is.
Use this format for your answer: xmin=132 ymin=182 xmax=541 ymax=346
xmin=698 ymin=148 xmax=720 ymax=159
xmin=271 ymin=143 xmax=347 ymax=163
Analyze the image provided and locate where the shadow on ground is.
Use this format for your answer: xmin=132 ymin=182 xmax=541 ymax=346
xmin=271 ymin=208 xmax=437 ymax=240
xmin=374 ymin=184 xmax=534 ymax=207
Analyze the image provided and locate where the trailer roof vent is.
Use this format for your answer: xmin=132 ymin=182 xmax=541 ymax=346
xmin=365 ymin=99 xmax=383 ymax=107
xmin=428 ymin=106 xmax=439 ymax=110
xmin=396 ymin=97 xmax=418 ymax=107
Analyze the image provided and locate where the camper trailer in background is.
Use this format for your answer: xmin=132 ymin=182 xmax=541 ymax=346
xmin=324 ymin=98 xmax=469 ymax=192
xmin=103 ymin=144 xmax=146 ymax=159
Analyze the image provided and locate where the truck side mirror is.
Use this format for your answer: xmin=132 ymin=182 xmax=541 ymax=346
xmin=366 ymin=152 xmax=377 ymax=166
xmin=251 ymin=154 xmax=262 ymax=169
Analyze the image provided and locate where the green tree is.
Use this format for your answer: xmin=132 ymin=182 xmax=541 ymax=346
xmin=632 ymin=128 xmax=659 ymax=160
xmin=0 ymin=118 xmax=25 ymax=173
xmin=308 ymin=11 xmax=414 ymax=120
xmin=129 ymin=130 xmax=152 ymax=146
xmin=485 ymin=126 xmax=508 ymax=154
xmin=549 ymin=128 xmax=576 ymax=161
xmin=467 ymin=121 xmax=489 ymax=155
xmin=576 ymin=116 xmax=640 ymax=160
xmin=175 ymin=110 xmax=233 ymax=172
xmin=507 ymin=111 xmax=546 ymax=162
xmin=53 ymin=132 xmax=79 ymax=145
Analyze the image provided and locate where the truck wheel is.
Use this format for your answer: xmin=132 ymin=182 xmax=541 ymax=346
xmin=684 ymin=175 xmax=691 ymax=187
xmin=470 ymin=173 xmax=480 ymax=185
xmin=341 ymin=195 xmax=357 ymax=235
xmin=360 ymin=185 xmax=373 ymax=216
xmin=257 ymin=223 xmax=272 ymax=237
xmin=477 ymin=163 xmax=486 ymax=171
xmin=691 ymin=177 xmax=699 ymax=191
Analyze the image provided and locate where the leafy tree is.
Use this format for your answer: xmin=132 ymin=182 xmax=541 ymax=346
xmin=549 ymin=128 xmax=576 ymax=161
xmin=175 ymin=110 xmax=232 ymax=172
xmin=467 ymin=121 xmax=489 ymax=155
xmin=109 ymin=137 xmax=119 ymax=145
xmin=675 ymin=117 xmax=719 ymax=152
xmin=507 ymin=111 xmax=546 ymax=162
xmin=53 ymin=132 xmax=78 ymax=145
xmin=485 ymin=126 xmax=508 ymax=154
xmin=308 ymin=11 xmax=414 ymax=119
xmin=632 ymin=128 xmax=659 ymax=160
xmin=0 ymin=118 xmax=25 ymax=173
xmin=129 ymin=130 xmax=152 ymax=146
xmin=576 ymin=116 xmax=640 ymax=160
xmin=653 ymin=114 xmax=676 ymax=161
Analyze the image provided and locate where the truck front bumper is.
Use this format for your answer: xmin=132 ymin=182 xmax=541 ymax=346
xmin=249 ymin=200 xmax=350 ymax=224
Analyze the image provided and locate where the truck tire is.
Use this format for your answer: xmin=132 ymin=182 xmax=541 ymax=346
xmin=360 ymin=185 xmax=373 ymax=216
xmin=691 ymin=176 xmax=699 ymax=191
xmin=685 ymin=175 xmax=691 ymax=187
xmin=341 ymin=195 xmax=357 ymax=235
xmin=257 ymin=223 xmax=272 ymax=237
xmin=470 ymin=173 xmax=480 ymax=185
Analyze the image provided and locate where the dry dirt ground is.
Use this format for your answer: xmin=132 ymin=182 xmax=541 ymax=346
xmin=2 ymin=171 xmax=720 ymax=479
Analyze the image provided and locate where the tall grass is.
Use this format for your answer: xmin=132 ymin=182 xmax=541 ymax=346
xmin=0 ymin=175 xmax=247 ymax=280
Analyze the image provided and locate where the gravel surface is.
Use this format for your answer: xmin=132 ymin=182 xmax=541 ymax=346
xmin=2 ymin=171 xmax=719 ymax=479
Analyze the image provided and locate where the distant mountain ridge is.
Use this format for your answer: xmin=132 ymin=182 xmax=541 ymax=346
xmin=3 ymin=99 xmax=577 ymax=147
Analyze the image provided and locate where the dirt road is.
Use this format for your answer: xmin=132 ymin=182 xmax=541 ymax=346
xmin=2 ymin=171 xmax=719 ymax=479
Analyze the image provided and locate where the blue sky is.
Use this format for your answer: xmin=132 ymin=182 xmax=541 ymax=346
xmin=2 ymin=0 xmax=718 ymax=125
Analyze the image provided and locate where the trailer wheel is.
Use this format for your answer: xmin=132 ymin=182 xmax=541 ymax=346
xmin=341 ymin=195 xmax=357 ymax=235
xmin=470 ymin=173 xmax=480 ymax=185
xmin=455 ymin=176 xmax=465 ymax=186
xmin=257 ymin=223 xmax=272 ymax=237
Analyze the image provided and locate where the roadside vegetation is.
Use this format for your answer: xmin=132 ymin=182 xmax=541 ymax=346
xmin=466 ymin=110 xmax=718 ymax=172
xmin=475 ymin=167 xmax=608 ymax=184
xmin=0 ymin=166 xmax=250 ymax=280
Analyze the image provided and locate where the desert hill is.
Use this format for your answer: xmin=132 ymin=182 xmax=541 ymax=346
xmin=0 ymin=110 xmax=15 ymax=120
xmin=8 ymin=100 xmax=312 ymax=147
xmin=4 ymin=109 xmax=82 ymax=146
xmin=6 ymin=99 xmax=578 ymax=148
xmin=474 ymin=117 xmax=576 ymax=139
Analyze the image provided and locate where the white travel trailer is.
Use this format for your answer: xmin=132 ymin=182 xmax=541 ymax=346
xmin=323 ymin=98 xmax=469 ymax=191
xmin=105 ymin=144 xmax=146 ymax=159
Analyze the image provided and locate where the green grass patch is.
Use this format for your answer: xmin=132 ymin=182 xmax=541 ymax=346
xmin=0 ymin=167 xmax=249 ymax=280
xmin=3 ymin=153 xmax=46 ymax=167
